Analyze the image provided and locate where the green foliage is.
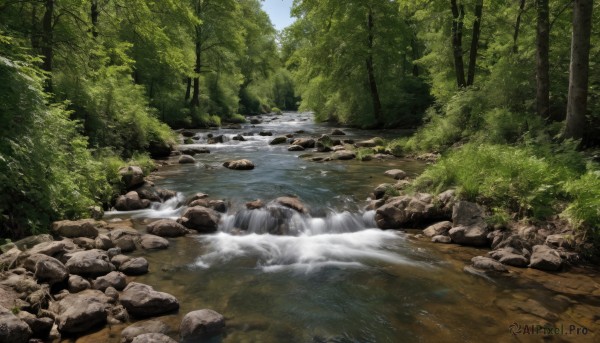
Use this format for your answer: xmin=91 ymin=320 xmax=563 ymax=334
xmin=224 ymin=114 xmax=247 ymax=124
xmin=414 ymin=143 xmax=585 ymax=219
xmin=563 ymin=170 xmax=600 ymax=231
xmin=356 ymin=148 xmax=375 ymax=161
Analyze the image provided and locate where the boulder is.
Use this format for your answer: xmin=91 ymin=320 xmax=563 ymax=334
xmin=470 ymin=256 xmax=508 ymax=273
xmin=384 ymin=169 xmax=407 ymax=180
xmin=132 ymin=333 xmax=177 ymax=343
xmin=188 ymin=199 xmax=227 ymax=213
xmin=232 ymin=134 xmax=246 ymax=141
xmin=545 ymin=234 xmax=574 ymax=249
xmin=259 ymin=131 xmax=273 ymax=136
xmin=136 ymin=185 xmax=177 ymax=203
xmin=146 ymin=219 xmax=188 ymax=237
xmin=223 ymin=159 xmax=255 ymax=170
xmin=26 ymin=240 xmax=72 ymax=257
xmin=331 ymin=129 xmax=346 ymax=136
xmin=269 ymin=136 xmax=288 ymax=145
xmin=452 ymin=201 xmax=486 ymax=227
xmin=107 ymin=303 xmax=128 ymax=323
xmin=51 ymin=290 xmax=110 ymax=334
xmin=148 ymin=141 xmax=173 ymax=159
xmin=288 ymin=145 xmax=305 ymax=151
xmin=178 ymin=147 xmax=210 ymax=155
xmin=68 ymin=275 xmax=90 ymax=293
xmin=178 ymin=155 xmax=196 ymax=164
xmin=73 ymin=237 xmax=96 ymax=250
xmin=52 ymin=219 xmax=99 ymax=239
xmin=139 ymin=235 xmax=170 ymax=250
xmin=178 ymin=206 xmax=221 ymax=233
xmin=207 ymin=135 xmax=224 ymax=144
xmin=354 ymin=137 xmax=383 ymax=148
xmin=0 ymin=248 xmax=21 ymax=270
xmin=92 ymin=271 xmax=127 ymax=291
xmin=423 ymin=221 xmax=452 ymax=238
xmin=94 ymin=234 xmax=114 ymax=250
xmin=373 ymin=183 xmax=393 ymax=200
xmin=110 ymin=254 xmax=131 ymax=268
xmin=119 ymin=257 xmax=149 ymax=276
xmin=316 ymin=135 xmax=333 ymax=152
xmin=181 ymin=130 xmax=195 ymax=137
xmin=17 ymin=311 xmax=53 ymax=339
xmin=121 ymin=320 xmax=171 ymax=343
xmin=274 ymin=197 xmax=308 ymax=214
xmin=431 ymin=235 xmax=452 ymax=244
xmin=448 ymin=201 xmax=490 ymax=246
xmin=291 ymin=138 xmax=315 ymax=149
xmin=108 ymin=228 xmax=141 ymax=253
xmin=30 ymin=254 xmax=68 ymax=285
xmin=0 ymin=306 xmax=32 ymax=343
xmin=115 ymin=192 xmax=151 ymax=211
xmin=246 ymin=199 xmax=264 ymax=210
xmin=249 ymin=118 xmax=261 ymax=124
xmin=529 ymin=245 xmax=562 ymax=271
xmin=180 ymin=309 xmax=226 ymax=342
xmin=6 ymin=234 xmax=53 ymax=252
xmin=187 ymin=193 xmax=209 ymax=204
xmin=118 ymin=166 xmax=145 ymax=189
xmin=375 ymin=195 xmax=445 ymax=230
xmin=64 ymin=249 xmax=113 ymax=276
xmin=448 ymin=225 xmax=489 ymax=247
xmin=120 ymin=283 xmax=179 ymax=318
xmin=333 ymin=150 xmax=356 ymax=160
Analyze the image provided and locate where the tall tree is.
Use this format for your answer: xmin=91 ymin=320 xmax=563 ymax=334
xmin=450 ymin=0 xmax=466 ymax=88
xmin=366 ymin=6 xmax=383 ymax=125
xmin=564 ymin=0 xmax=594 ymax=140
xmin=536 ymin=0 xmax=550 ymax=119
xmin=41 ymin=0 xmax=54 ymax=92
xmin=466 ymin=0 xmax=483 ymax=86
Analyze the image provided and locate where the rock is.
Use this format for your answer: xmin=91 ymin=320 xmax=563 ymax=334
xmin=223 ymin=159 xmax=255 ymax=170
xmin=0 ymin=306 xmax=32 ymax=343
xmin=448 ymin=225 xmax=489 ymax=247
xmin=259 ymin=131 xmax=273 ymax=136
xmin=139 ymin=235 xmax=170 ymax=250
xmin=68 ymin=275 xmax=90 ymax=293
xmin=423 ymin=221 xmax=452 ymax=237
xmin=354 ymin=137 xmax=383 ymax=148
xmin=515 ymin=299 xmax=559 ymax=322
xmin=121 ymin=320 xmax=171 ymax=343
xmin=119 ymin=257 xmax=149 ymax=276
xmin=52 ymin=219 xmax=100 ymax=239
xmin=489 ymin=248 xmax=529 ymax=267
xmin=178 ymin=206 xmax=221 ymax=233
xmin=64 ymin=249 xmax=113 ymax=276
xmin=331 ymin=129 xmax=346 ymax=136
xmin=118 ymin=166 xmax=145 ymax=189
xmin=316 ymin=135 xmax=333 ymax=152
xmin=51 ymin=290 xmax=110 ymax=334
xmin=105 ymin=286 xmax=120 ymax=304
xmin=73 ymin=237 xmax=96 ymax=249
xmin=146 ymin=220 xmax=188 ymax=237
xmin=269 ymin=136 xmax=287 ymax=145
xmin=545 ymin=234 xmax=574 ymax=249
xmin=115 ymin=192 xmax=151 ymax=211
xmin=178 ymin=155 xmax=196 ymax=164
xmin=373 ymin=183 xmax=393 ymax=199
xmin=207 ymin=135 xmax=224 ymax=144
xmin=120 ymin=283 xmax=179 ymax=318
xmin=0 ymin=248 xmax=21 ymax=270
xmin=375 ymin=195 xmax=445 ymax=229
xmin=17 ymin=311 xmax=53 ymax=339
xmin=188 ymin=199 xmax=227 ymax=213
xmin=187 ymin=193 xmax=209 ymax=204
xmin=181 ymin=130 xmax=195 ymax=137
xmin=333 ymin=150 xmax=356 ymax=160
xmin=31 ymin=254 xmax=68 ymax=285
xmin=108 ymin=228 xmax=140 ymax=253
xmin=7 ymin=235 xmax=53 ymax=252
xmin=452 ymin=201 xmax=486 ymax=227
xmin=246 ymin=199 xmax=264 ymax=210
xmin=178 ymin=146 xmax=210 ymax=155
xmin=180 ymin=309 xmax=226 ymax=342
xmin=148 ymin=141 xmax=173 ymax=159
xmin=107 ymin=247 xmax=121 ymax=259
xmin=132 ymin=333 xmax=177 ymax=343
xmin=274 ymin=197 xmax=308 ymax=214
xmin=470 ymin=256 xmax=508 ymax=273
xmin=437 ymin=189 xmax=456 ymax=210
xmin=431 ymin=235 xmax=452 ymax=244
xmin=27 ymin=240 xmax=74 ymax=257
xmin=288 ymin=145 xmax=305 ymax=151
xmin=232 ymin=134 xmax=246 ymax=141
xmin=249 ymin=118 xmax=261 ymax=124
xmin=136 ymin=184 xmax=177 ymax=203
xmin=92 ymin=271 xmax=127 ymax=291
xmin=384 ymin=169 xmax=407 ymax=180
xmin=94 ymin=234 xmax=114 ymax=250
xmin=291 ymin=138 xmax=315 ymax=149
xmin=529 ymin=245 xmax=562 ymax=271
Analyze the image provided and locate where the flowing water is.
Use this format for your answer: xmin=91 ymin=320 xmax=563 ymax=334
xmin=88 ymin=113 xmax=600 ymax=343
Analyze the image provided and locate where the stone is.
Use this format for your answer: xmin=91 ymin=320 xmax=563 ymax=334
xmin=488 ymin=247 xmax=529 ymax=267
xmin=107 ymin=303 xmax=128 ymax=324
xmin=223 ymin=159 xmax=255 ymax=170
xmin=384 ymin=169 xmax=407 ymax=180
xmin=529 ymin=245 xmax=562 ymax=271
xmin=375 ymin=195 xmax=445 ymax=230
xmin=92 ymin=271 xmax=127 ymax=291
xmin=108 ymin=228 xmax=141 ymax=253
xmin=259 ymin=131 xmax=273 ymax=136
xmin=245 ymin=199 xmax=264 ymax=210
xmin=139 ymin=235 xmax=170 ymax=250
xmin=110 ymin=254 xmax=131 ymax=268
xmin=333 ymin=150 xmax=356 ymax=160
xmin=136 ymin=185 xmax=177 ymax=203
xmin=0 ymin=306 xmax=32 ymax=343
xmin=30 ymin=255 xmax=68 ymax=285
xmin=119 ymin=257 xmax=149 ymax=276
xmin=0 ymin=248 xmax=21 ymax=270
xmin=121 ymin=320 xmax=171 ymax=343
xmin=187 ymin=193 xmax=209 ymax=204
xmin=26 ymin=240 xmax=71 ymax=257
xmin=94 ymin=234 xmax=114 ymax=250
xmin=232 ymin=134 xmax=246 ymax=141
xmin=6 ymin=235 xmax=53 ymax=252
xmin=146 ymin=219 xmax=188 ymax=238
xmin=51 ymin=290 xmax=110 ymax=334
xmin=373 ymin=183 xmax=393 ymax=200
xmin=288 ymin=145 xmax=305 ymax=151
xmin=354 ymin=137 xmax=383 ymax=148
xmin=181 ymin=130 xmax=195 ymax=137
xmin=178 ymin=155 xmax=196 ymax=164
xmin=545 ymin=234 xmax=574 ymax=249
xmin=52 ymin=219 xmax=100 ymax=239
xmin=120 ymin=283 xmax=179 ymax=318
xmin=331 ymin=129 xmax=346 ymax=136
xmin=132 ymin=333 xmax=177 ymax=343
xmin=17 ymin=311 xmax=53 ymax=339
xmin=118 ymin=166 xmax=145 ymax=189
xmin=180 ymin=309 xmax=226 ymax=342
xmin=448 ymin=225 xmax=489 ymax=247
xmin=68 ymin=275 xmax=90 ymax=293
xmin=115 ymin=192 xmax=151 ymax=211
xmin=470 ymin=256 xmax=508 ymax=273
xmin=431 ymin=235 xmax=452 ymax=244
xmin=64 ymin=249 xmax=113 ymax=276
xmin=105 ymin=287 xmax=120 ymax=304
xmin=188 ymin=199 xmax=227 ymax=213
xmin=274 ymin=197 xmax=308 ymax=214
xmin=269 ymin=136 xmax=288 ymax=145
xmin=452 ymin=201 xmax=486 ymax=227
xmin=423 ymin=221 xmax=452 ymax=238
xmin=315 ymin=135 xmax=333 ymax=152
xmin=178 ymin=146 xmax=210 ymax=155
xmin=291 ymin=138 xmax=315 ymax=149
xmin=73 ymin=237 xmax=96 ymax=250
xmin=178 ymin=206 xmax=221 ymax=233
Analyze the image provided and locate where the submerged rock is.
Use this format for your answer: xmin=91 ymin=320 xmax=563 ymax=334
xmin=180 ymin=309 xmax=225 ymax=342
xmin=274 ymin=197 xmax=308 ymax=214
xmin=423 ymin=221 xmax=452 ymax=238
xmin=178 ymin=155 xmax=196 ymax=164
xmin=139 ymin=234 xmax=170 ymax=250
xmin=331 ymin=129 xmax=346 ymax=136
xmin=223 ymin=159 xmax=255 ymax=170
xmin=384 ymin=169 xmax=407 ymax=180
xmin=120 ymin=283 xmax=179 ymax=318
xmin=121 ymin=320 xmax=171 ymax=343
xmin=269 ymin=136 xmax=287 ymax=145
xmin=470 ymin=256 xmax=508 ymax=273
xmin=119 ymin=257 xmax=149 ymax=276
xmin=146 ymin=219 xmax=188 ymax=237
xmin=132 ymin=333 xmax=177 ymax=343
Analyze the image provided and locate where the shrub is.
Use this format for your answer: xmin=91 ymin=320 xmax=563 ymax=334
xmin=356 ymin=148 xmax=375 ymax=161
xmin=563 ymin=170 xmax=600 ymax=231
xmin=225 ymin=113 xmax=247 ymax=124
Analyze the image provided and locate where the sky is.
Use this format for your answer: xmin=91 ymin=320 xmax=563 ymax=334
xmin=261 ymin=0 xmax=295 ymax=31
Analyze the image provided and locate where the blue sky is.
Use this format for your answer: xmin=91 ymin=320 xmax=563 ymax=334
xmin=261 ymin=0 xmax=295 ymax=31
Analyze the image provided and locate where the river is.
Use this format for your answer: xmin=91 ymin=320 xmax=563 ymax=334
xmin=79 ymin=112 xmax=599 ymax=343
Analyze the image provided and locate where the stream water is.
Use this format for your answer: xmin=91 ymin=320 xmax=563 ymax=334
xmin=83 ymin=113 xmax=599 ymax=343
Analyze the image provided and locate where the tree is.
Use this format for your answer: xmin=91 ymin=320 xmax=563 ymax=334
xmin=564 ymin=0 xmax=594 ymax=140
xmin=536 ymin=0 xmax=550 ymax=119
xmin=450 ymin=0 xmax=466 ymax=88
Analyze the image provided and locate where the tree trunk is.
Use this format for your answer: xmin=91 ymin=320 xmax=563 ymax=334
xmin=91 ymin=0 xmax=99 ymax=38
xmin=564 ymin=0 xmax=594 ymax=140
xmin=450 ymin=0 xmax=466 ymax=88
xmin=366 ymin=7 xmax=382 ymax=125
xmin=190 ymin=1 xmax=202 ymax=108
xmin=185 ymin=77 xmax=191 ymax=102
xmin=411 ymin=37 xmax=420 ymax=77
xmin=467 ymin=0 xmax=483 ymax=86
xmin=513 ymin=0 xmax=526 ymax=53
xmin=41 ymin=0 xmax=53 ymax=92
xmin=536 ymin=0 xmax=550 ymax=120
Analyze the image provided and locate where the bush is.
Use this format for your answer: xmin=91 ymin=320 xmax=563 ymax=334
xmin=564 ymin=170 xmax=600 ymax=231
xmin=356 ymin=148 xmax=375 ymax=161
xmin=225 ymin=113 xmax=247 ymax=124
xmin=272 ymin=107 xmax=282 ymax=115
